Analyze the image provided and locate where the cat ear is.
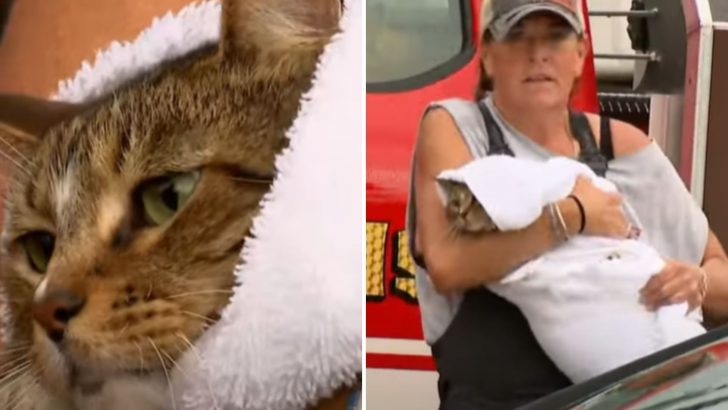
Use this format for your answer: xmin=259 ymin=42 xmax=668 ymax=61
xmin=219 ymin=0 xmax=341 ymax=69
xmin=0 ymin=94 xmax=83 ymax=171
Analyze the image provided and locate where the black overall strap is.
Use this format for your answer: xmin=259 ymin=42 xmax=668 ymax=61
xmin=600 ymin=115 xmax=615 ymax=161
xmin=570 ymin=112 xmax=609 ymax=177
xmin=478 ymin=101 xmax=515 ymax=156
xmin=479 ymin=103 xmax=611 ymax=177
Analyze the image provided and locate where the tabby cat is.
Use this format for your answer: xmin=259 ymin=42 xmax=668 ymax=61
xmin=0 ymin=0 xmax=344 ymax=409
xmin=439 ymin=179 xmax=497 ymax=234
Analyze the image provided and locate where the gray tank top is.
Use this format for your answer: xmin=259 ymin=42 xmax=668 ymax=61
xmin=406 ymin=95 xmax=709 ymax=344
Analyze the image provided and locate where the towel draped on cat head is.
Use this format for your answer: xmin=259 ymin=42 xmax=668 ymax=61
xmin=0 ymin=0 xmax=361 ymax=409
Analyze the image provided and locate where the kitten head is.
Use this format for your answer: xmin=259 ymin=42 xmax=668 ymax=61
xmin=439 ymin=179 xmax=497 ymax=234
xmin=0 ymin=0 xmax=339 ymax=404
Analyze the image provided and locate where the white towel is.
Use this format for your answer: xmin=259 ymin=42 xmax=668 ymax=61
xmin=437 ymin=155 xmax=705 ymax=382
xmin=173 ymin=2 xmax=363 ymax=408
xmin=437 ymin=155 xmax=617 ymax=231
xmin=54 ymin=1 xmax=362 ymax=408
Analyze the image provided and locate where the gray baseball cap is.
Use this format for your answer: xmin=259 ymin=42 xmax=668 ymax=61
xmin=480 ymin=0 xmax=584 ymax=42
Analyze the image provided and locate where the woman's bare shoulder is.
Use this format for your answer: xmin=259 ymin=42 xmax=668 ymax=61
xmin=416 ymin=107 xmax=473 ymax=173
xmin=584 ymin=112 xmax=652 ymax=157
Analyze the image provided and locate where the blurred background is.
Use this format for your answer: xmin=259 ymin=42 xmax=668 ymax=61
xmin=0 ymin=0 xmax=194 ymax=97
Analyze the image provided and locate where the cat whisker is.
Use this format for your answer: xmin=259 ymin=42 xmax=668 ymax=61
xmin=0 ymin=344 xmax=33 ymax=356
xmin=0 ymin=353 xmax=32 ymax=376
xmin=146 ymin=282 xmax=154 ymax=301
xmin=7 ymin=371 xmax=38 ymax=410
xmin=445 ymin=223 xmax=464 ymax=240
xmin=0 ymin=133 xmax=33 ymax=166
xmin=174 ymin=332 xmax=199 ymax=362
xmin=162 ymin=344 xmax=217 ymax=410
xmin=0 ymin=364 xmax=30 ymax=396
xmin=0 ymin=359 xmax=31 ymax=380
xmin=161 ymin=347 xmax=184 ymax=377
xmin=0 ymin=352 xmax=30 ymax=363
xmin=0 ymin=361 xmax=30 ymax=381
xmin=133 ymin=341 xmax=145 ymax=373
xmin=180 ymin=311 xmax=217 ymax=326
xmin=0 ymin=355 xmax=30 ymax=379
xmin=160 ymin=347 xmax=183 ymax=376
xmin=117 ymin=321 xmax=130 ymax=336
xmin=165 ymin=290 xmax=233 ymax=300
xmin=175 ymin=332 xmax=220 ymax=410
xmin=0 ymin=362 xmax=32 ymax=401
xmin=14 ymin=379 xmax=40 ymax=410
xmin=8 ymin=385 xmax=35 ymax=410
xmin=6 ymin=381 xmax=31 ymax=410
xmin=0 ymin=147 xmax=33 ymax=178
xmin=225 ymin=176 xmax=274 ymax=185
xmin=0 ymin=342 xmax=33 ymax=350
xmin=147 ymin=337 xmax=176 ymax=410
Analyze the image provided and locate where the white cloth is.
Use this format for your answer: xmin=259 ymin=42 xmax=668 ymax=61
xmin=437 ymin=155 xmax=619 ymax=231
xmin=55 ymin=1 xmax=362 ymax=409
xmin=437 ymin=155 xmax=705 ymax=382
xmin=173 ymin=2 xmax=363 ymax=408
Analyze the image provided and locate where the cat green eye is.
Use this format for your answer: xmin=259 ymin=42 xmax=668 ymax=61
xmin=20 ymin=232 xmax=55 ymax=273
xmin=139 ymin=171 xmax=201 ymax=226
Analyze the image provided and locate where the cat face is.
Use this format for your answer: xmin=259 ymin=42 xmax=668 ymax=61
xmin=439 ymin=179 xmax=497 ymax=234
xmin=0 ymin=0 xmax=339 ymax=406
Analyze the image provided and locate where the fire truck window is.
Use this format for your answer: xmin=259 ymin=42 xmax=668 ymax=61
xmin=367 ymin=0 xmax=464 ymax=84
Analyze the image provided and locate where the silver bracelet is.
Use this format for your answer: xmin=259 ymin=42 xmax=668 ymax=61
xmin=698 ymin=267 xmax=709 ymax=300
xmin=548 ymin=203 xmax=568 ymax=242
xmin=554 ymin=202 xmax=570 ymax=241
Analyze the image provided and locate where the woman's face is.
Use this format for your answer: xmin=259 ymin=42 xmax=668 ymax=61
xmin=482 ymin=13 xmax=587 ymax=110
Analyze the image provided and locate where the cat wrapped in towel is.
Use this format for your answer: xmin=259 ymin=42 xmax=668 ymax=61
xmin=437 ymin=155 xmax=706 ymax=383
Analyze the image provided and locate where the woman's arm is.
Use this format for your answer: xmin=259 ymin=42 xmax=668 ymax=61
xmin=605 ymin=117 xmax=728 ymax=324
xmin=414 ymin=108 xmax=625 ymax=293
xmin=640 ymin=231 xmax=728 ymax=327
xmin=700 ymin=231 xmax=728 ymax=325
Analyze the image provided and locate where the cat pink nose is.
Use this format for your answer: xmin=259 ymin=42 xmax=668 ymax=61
xmin=32 ymin=288 xmax=85 ymax=343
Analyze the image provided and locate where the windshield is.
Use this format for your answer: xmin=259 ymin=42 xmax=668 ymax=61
xmin=576 ymin=344 xmax=728 ymax=409
xmin=366 ymin=0 xmax=466 ymax=85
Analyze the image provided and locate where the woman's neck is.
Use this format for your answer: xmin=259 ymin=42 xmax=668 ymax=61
xmin=492 ymin=93 xmax=572 ymax=150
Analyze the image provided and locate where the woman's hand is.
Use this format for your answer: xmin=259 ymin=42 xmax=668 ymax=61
xmin=569 ymin=176 xmax=630 ymax=238
xmin=640 ymin=259 xmax=708 ymax=312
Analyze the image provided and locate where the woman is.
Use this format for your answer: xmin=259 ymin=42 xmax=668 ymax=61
xmin=407 ymin=0 xmax=728 ymax=408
